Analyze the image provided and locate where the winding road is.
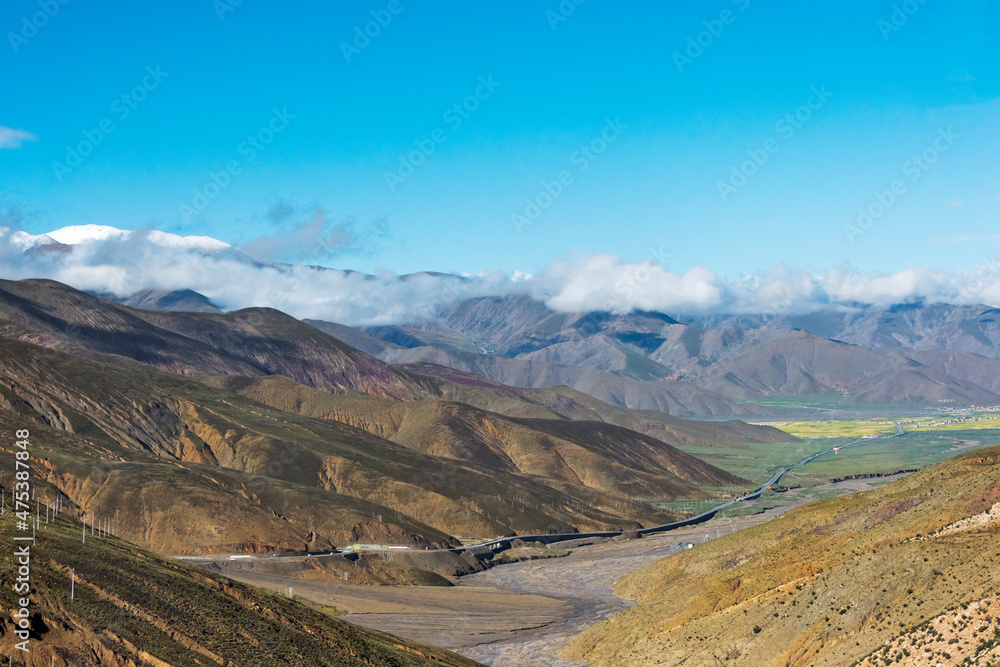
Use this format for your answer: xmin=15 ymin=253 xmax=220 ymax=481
xmin=438 ymin=429 xmax=890 ymax=554
xmin=193 ymin=427 xmax=897 ymax=564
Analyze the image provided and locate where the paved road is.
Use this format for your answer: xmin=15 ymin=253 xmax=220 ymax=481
xmin=446 ymin=432 xmax=883 ymax=552
xmin=182 ymin=429 xmax=898 ymax=563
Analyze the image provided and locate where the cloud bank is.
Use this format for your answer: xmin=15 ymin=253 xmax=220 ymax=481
xmin=2 ymin=226 xmax=1000 ymax=326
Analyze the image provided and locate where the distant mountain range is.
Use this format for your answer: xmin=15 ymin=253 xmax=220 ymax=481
xmin=0 ymin=278 xmax=793 ymax=560
xmin=9 ymin=270 xmax=997 ymax=559
xmin=299 ymin=296 xmax=1000 ymax=415
xmin=9 ymin=226 xmax=1000 ymax=417
xmin=37 ymin=270 xmax=1000 ymax=416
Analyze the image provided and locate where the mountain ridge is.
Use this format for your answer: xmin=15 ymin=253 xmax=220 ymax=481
xmin=0 ymin=279 xmax=788 ymax=561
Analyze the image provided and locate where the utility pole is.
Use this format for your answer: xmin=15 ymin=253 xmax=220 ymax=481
xmin=71 ymin=569 xmax=75 ymax=600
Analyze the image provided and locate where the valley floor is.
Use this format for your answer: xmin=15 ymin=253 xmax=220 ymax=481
xmin=211 ymin=476 xmax=905 ymax=666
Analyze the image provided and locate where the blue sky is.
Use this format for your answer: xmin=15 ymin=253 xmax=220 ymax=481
xmin=2 ymin=0 xmax=998 ymax=278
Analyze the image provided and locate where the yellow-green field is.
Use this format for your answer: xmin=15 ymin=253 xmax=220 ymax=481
xmin=754 ymin=413 xmax=1000 ymax=438
xmin=754 ymin=419 xmax=898 ymax=437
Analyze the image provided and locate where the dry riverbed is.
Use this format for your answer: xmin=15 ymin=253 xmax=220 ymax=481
xmin=209 ymin=477 xmax=907 ymax=666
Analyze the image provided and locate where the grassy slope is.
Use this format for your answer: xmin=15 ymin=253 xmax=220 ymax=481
xmin=567 ymin=446 xmax=1000 ymax=666
xmin=0 ymin=511 xmax=481 ymax=666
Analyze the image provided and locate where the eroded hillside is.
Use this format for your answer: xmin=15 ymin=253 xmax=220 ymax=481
xmin=567 ymin=447 xmax=1000 ymax=666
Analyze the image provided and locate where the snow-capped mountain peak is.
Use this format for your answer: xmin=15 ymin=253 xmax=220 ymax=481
xmin=46 ymin=225 xmax=232 ymax=252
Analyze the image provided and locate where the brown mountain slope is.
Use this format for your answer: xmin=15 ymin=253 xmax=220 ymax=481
xmin=1 ymin=279 xmax=789 ymax=433
xmin=0 ymin=278 xmax=787 ymax=546
xmin=0 ymin=337 xmax=692 ymax=555
xmin=396 ymin=362 xmax=794 ymax=448
xmin=212 ymin=375 xmax=748 ymax=499
xmin=379 ymin=345 xmax=775 ymax=416
xmin=906 ymin=348 xmax=1000 ymax=394
xmin=567 ymin=445 xmax=1000 ymax=667
xmin=0 ymin=278 xmax=423 ymax=399
xmin=0 ymin=379 xmax=458 ymax=555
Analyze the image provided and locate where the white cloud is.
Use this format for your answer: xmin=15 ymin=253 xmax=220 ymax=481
xmin=0 ymin=127 xmax=36 ymax=149
xmin=3 ymin=226 xmax=1000 ymax=326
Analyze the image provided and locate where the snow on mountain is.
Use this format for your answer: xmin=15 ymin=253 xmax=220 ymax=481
xmin=0 ymin=228 xmax=63 ymax=253
xmin=46 ymin=225 xmax=232 ymax=252
xmin=43 ymin=224 xmax=127 ymax=245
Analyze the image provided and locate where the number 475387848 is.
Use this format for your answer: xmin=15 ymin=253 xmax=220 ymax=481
xmin=13 ymin=428 xmax=30 ymax=517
